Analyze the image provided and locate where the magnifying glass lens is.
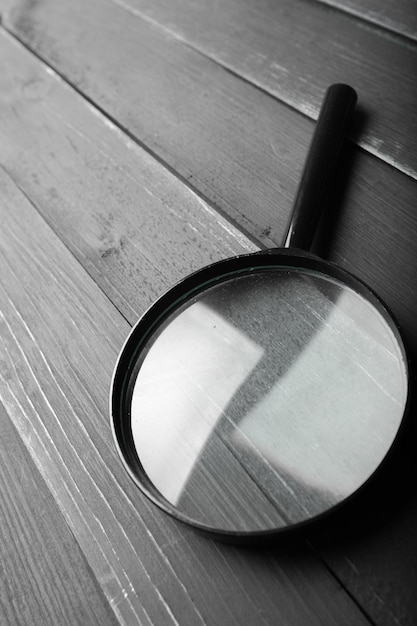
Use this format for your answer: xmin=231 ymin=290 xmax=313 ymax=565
xmin=126 ymin=266 xmax=407 ymax=534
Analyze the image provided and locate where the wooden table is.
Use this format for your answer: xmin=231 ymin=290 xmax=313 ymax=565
xmin=0 ymin=1 xmax=416 ymax=624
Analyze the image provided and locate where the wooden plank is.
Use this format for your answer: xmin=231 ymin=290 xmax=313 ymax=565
xmin=0 ymin=162 xmax=371 ymax=626
xmin=0 ymin=30 xmax=257 ymax=321
xmin=22 ymin=0 xmax=415 ymax=179
xmin=1 ymin=2 xmax=408 ymax=624
xmin=0 ymin=44 xmax=372 ymax=626
xmin=0 ymin=0 xmax=416 ymax=226
xmin=319 ymin=0 xmax=417 ymax=42
xmin=0 ymin=29 xmax=416 ymax=625
xmin=0 ymin=401 xmax=119 ymax=626
xmin=110 ymin=0 xmax=417 ymax=177
xmin=1 ymin=15 xmax=417 ymax=366
xmin=0 ymin=0 xmax=306 ymax=251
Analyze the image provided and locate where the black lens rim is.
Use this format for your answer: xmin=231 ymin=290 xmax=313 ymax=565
xmin=110 ymin=249 xmax=410 ymax=543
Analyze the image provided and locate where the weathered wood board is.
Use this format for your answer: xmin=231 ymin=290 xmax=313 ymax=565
xmin=0 ymin=31 xmax=378 ymax=626
xmin=0 ymin=130 xmax=373 ymax=626
xmin=319 ymin=0 xmax=417 ymax=40
xmin=46 ymin=0 xmax=416 ymax=175
xmin=0 ymin=401 xmax=119 ymax=626
xmin=1 ymin=1 xmax=417 ymax=358
xmin=0 ymin=0 xmax=416 ymax=624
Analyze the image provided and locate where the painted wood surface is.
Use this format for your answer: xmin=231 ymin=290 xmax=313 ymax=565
xmin=0 ymin=0 xmax=416 ymax=625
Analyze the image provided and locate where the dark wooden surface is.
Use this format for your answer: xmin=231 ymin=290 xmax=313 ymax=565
xmin=0 ymin=0 xmax=416 ymax=624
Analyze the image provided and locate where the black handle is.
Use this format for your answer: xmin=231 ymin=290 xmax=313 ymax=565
xmin=282 ymin=83 xmax=357 ymax=250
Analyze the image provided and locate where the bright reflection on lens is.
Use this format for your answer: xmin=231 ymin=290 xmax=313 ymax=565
xmin=132 ymin=303 xmax=265 ymax=504
xmin=130 ymin=268 xmax=407 ymax=532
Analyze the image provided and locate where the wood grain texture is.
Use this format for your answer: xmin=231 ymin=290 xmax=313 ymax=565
xmin=1 ymin=0 xmax=306 ymax=250
xmin=0 ymin=31 xmax=257 ymax=323
xmin=79 ymin=0 xmax=417 ymax=177
xmin=1 ymin=5 xmax=417 ymax=363
xmin=0 ymin=4 xmax=416 ymax=625
xmin=0 ymin=52 xmax=373 ymax=626
xmin=319 ymin=0 xmax=417 ymax=41
xmin=0 ymin=401 xmax=119 ymax=626
xmin=0 ymin=29 xmax=415 ymax=626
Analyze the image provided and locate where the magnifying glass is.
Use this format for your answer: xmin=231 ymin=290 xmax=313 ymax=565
xmin=110 ymin=84 xmax=409 ymax=543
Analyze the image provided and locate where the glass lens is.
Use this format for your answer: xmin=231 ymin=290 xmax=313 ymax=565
xmin=129 ymin=268 xmax=407 ymax=533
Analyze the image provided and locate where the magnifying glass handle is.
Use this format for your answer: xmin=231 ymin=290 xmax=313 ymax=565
xmin=282 ymin=83 xmax=357 ymax=251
